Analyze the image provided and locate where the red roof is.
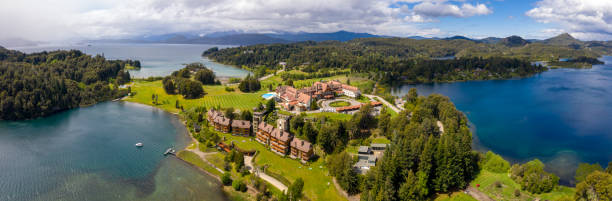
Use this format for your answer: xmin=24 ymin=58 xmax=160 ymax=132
xmin=290 ymin=138 xmax=312 ymax=152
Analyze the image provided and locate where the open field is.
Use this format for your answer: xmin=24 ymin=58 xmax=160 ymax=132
xmin=434 ymin=192 xmax=478 ymax=201
xmin=305 ymin=112 xmax=353 ymax=122
xmin=177 ymin=150 xmax=223 ymax=177
xmin=217 ymin=133 xmax=346 ymax=201
xmin=471 ymin=169 xmax=574 ymax=201
xmin=126 ymin=80 xmax=266 ymax=113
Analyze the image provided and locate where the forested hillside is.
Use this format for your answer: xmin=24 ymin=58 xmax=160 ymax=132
xmin=0 ymin=48 xmax=139 ymax=120
xmin=360 ymin=94 xmax=478 ymax=200
xmin=203 ymin=40 xmax=547 ymax=84
xmin=203 ymin=35 xmax=610 ymax=83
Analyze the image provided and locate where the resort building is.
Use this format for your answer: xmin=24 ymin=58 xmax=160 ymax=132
xmin=275 ymin=80 xmax=361 ymax=111
xmin=341 ymin=84 xmax=361 ymax=98
xmin=213 ymin=116 xmax=231 ymax=133
xmin=207 ymin=109 xmax=223 ymax=123
xmin=231 ymin=120 xmax=251 ymax=136
xmin=354 ymin=144 xmax=388 ymax=174
xmin=290 ymin=138 xmax=313 ymax=161
xmin=254 ymin=116 xmax=315 ymax=162
xmin=207 ymin=108 xmax=252 ymax=135
xmin=256 ymin=122 xmax=274 ymax=145
xmin=336 ymin=101 xmax=383 ymax=114
xmin=270 ymin=129 xmax=292 ymax=155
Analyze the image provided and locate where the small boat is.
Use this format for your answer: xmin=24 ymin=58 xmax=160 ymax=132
xmin=135 ymin=142 xmax=143 ymax=147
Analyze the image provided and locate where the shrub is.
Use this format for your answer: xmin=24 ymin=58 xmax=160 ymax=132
xmin=514 ymin=189 xmax=521 ymax=197
xmin=221 ymin=172 xmax=232 ymax=186
xmin=225 ymin=87 xmax=235 ymax=92
xmin=483 ymin=151 xmax=510 ymax=173
xmin=510 ymin=159 xmax=559 ymax=194
xmin=232 ymin=179 xmax=247 ymax=192
xmin=494 ymin=181 xmax=502 ymax=188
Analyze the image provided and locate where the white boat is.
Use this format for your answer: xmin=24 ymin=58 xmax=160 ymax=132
xmin=135 ymin=142 xmax=143 ymax=147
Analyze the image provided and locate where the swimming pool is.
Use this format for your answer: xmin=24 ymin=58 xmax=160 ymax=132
xmin=261 ymin=93 xmax=277 ymax=100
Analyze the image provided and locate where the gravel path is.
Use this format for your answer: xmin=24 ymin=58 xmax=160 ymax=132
xmin=244 ymin=155 xmax=288 ymax=192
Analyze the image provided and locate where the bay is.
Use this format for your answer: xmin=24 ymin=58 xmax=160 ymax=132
xmin=392 ymin=56 xmax=612 ymax=184
xmin=14 ymin=43 xmax=251 ymax=78
xmin=0 ymin=102 xmax=228 ymax=201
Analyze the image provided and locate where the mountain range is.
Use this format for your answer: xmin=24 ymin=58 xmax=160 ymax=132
xmin=99 ymin=31 xmax=596 ymax=47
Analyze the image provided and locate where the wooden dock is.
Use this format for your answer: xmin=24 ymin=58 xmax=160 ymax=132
xmin=164 ymin=148 xmax=176 ymax=155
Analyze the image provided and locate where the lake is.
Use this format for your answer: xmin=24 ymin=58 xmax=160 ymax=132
xmin=392 ymin=56 xmax=612 ymax=184
xmin=0 ymin=102 xmax=228 ymax=201
xmin=14 ymin=43 xmax=251 ymax=78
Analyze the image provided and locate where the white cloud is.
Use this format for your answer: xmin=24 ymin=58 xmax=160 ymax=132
xmin=526 ymin=0 xmax=612 ymax=40
xmin=0 ymin=0 xmax=492 ymax=41
xmin=413 ymin=2 xmax=491 ymax=18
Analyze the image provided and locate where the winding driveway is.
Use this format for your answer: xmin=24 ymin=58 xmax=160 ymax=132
xmin=363 ymin=94 xmax=403 ymax=113
xmin=320 ymin=98 xmax=361 ymax=108
xmin=244 ymin=155 xmax=288 ymax=192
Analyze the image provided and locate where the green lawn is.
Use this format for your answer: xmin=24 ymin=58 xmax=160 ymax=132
xmin=305 ymin=112 xmax=353 ymax=122
xmin=329 ymin=101 xmax=351 ymax=107
xmin=471 ymin=169 xmax=574 ymax=201
xmin=217 ymin=133 xmax=346 ymax=201
xmin=177 ymin=150 xmax=223 ymax=177
xmin=126 ymin=80 xmax=266 ymax=113
xmin=371 ymin=137 xmax=391 ymax=144
xmin=434 ymin=192 xmax=478 ymax=201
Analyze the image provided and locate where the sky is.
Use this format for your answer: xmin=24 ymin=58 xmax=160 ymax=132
xmin=1 ymin=0 xmax=612 ymax=43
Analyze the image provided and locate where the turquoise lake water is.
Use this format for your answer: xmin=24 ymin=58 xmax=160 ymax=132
xmin=0 ymin=102 xmax=228 ymax=201
xmin=392 ymin=56 xmax=612 ymax=184
xmin=15 ymin=43 xmax=251 ymax=78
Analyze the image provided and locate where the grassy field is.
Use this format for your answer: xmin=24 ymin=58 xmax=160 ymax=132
xmin=434 ymin=192 xmax=478 ymax=201
xmin=305 ymin=112 xmax=353 ymax=122
xmin=261 ymin=72 xmax=375 ymax=94
xmin=177 ymin=150 xmax=223 ymax=177
xmin=329 ymin=101 xmax=351 ymax=107
xmin=216 ymin=133 xmax=346 ymax=201
xmin=471 ymin=169 xmax=574 ymax=201
xmin=126 ymin=80 xmax=266 ymax=113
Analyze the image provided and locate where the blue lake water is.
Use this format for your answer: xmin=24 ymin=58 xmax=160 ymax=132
xmin=0 ymin=102 xmax=228 ymax=201
xmin=392 ymin=56 xmax=612 ymax=183
xmin=15 ymin=43 xmax=251 ymax=78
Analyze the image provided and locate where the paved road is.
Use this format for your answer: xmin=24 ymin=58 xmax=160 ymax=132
xmin=363 ymin=94 xmax=403 ymax=113
xmin=466 ymin=186 xmax=495 ymax=201
xmin=244 ymin=155 xmax=288 ymax=192
xmin=320 ymin=98 xmax=361 ymax=108
xmin=258 ymin=69 xmax=284 ymax=81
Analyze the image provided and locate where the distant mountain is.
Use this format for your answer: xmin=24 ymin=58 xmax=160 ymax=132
xmin=0 ymin=38 xmax=39 ymax=47
xmin=188 ymin=34 xmax=289 ymax=45
xmin=480 ymin=37 xmax=502 ymax=44
xmin=443 ymin=35 xmax=475 ymax=41
xmin=92 ymin=30 xmax=381 ymax=45
xmin=407 ymin=36 xmax=430 ymax=40
xmin=499 ymin=36 xmax=530 ymax=47
xmin=268 ymin=31 xmax=381 ymax=42
xmin=539 ymin=33 xmax=583 ymax=47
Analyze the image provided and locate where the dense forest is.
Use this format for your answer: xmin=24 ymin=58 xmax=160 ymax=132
xmin=162 ymin=62 xmax=221 ymax=98
xmin=0 ymin=47 xmax=138 ymax=120
xmin=203 ymin=39 xmax=551 ymax=84
xmin=358 ymin=94 xmax=477 ymax=200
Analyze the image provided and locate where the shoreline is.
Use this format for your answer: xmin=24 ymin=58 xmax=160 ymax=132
xmin=121 ymin=99 xmax=258 ymax=200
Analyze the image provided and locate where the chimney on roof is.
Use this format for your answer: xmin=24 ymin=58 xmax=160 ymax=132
xmin=301 ymin=141 xmax=304 ymax=146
